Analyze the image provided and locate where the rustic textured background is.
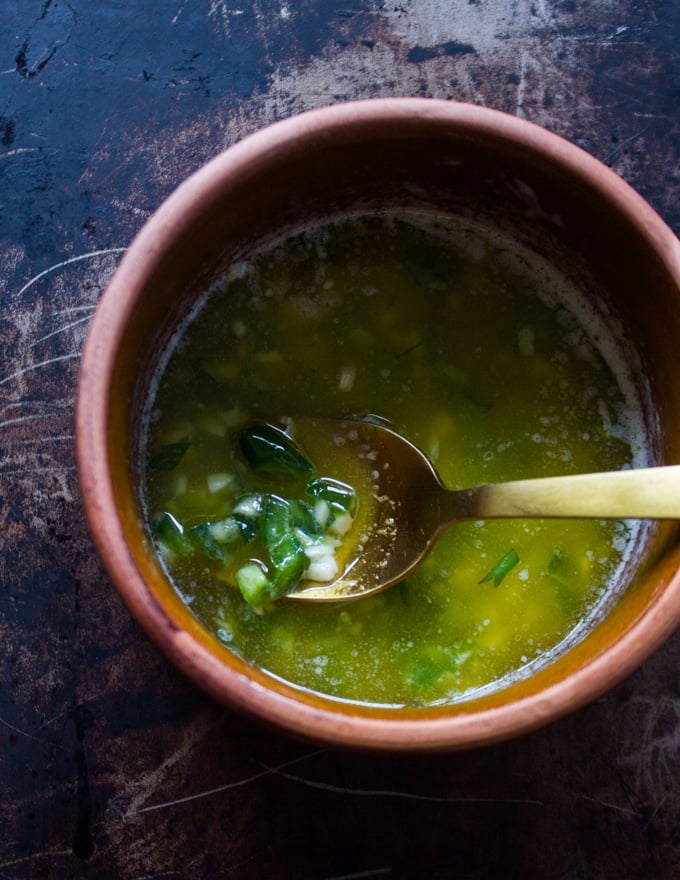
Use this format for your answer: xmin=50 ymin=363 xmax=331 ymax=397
xmin=1 ymin=2 xmax=679 ymax=877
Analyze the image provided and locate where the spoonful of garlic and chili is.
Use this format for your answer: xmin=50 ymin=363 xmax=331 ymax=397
xmin=283 ymin=417 xmax=680 ymax=602
xmin=152 ymin=418 xmax=680 ymax=605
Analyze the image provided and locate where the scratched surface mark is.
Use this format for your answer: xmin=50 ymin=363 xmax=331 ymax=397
xmin=0 ymin=1 xmax=679 ymax=878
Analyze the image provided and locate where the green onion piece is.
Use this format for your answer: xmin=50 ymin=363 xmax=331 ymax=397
xmin=236 ymin=562 xmax=272 ymax=607
xmin=268 ymin=534 xmax=307 ymax=599
xmin=189 ymin=523 xmax=225 ymax=561
xmin=153 ymin=511 xmax=194 ymax=555
xmin=239 ymin=423 xmax=313 ymax=477
xmin=261 ymin=495 xmax=307 ymax=598
xmin=261 ymin=495 xmax=293 ymax=547
xmin=288 ymin=499 xmax=321 ymax=536
xmin=149 ymin=438 xmax=190 ymax=471
xmin=479 ymin=548 xmax=520 ymax=588
xmin=231 ymin=514 xmax=258 ymax=543
xmin=306 ymin=477 xmax=356 ymax=514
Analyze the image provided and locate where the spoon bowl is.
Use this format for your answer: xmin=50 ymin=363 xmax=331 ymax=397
xmin=291 ymin=418 xmax=680 ymax=601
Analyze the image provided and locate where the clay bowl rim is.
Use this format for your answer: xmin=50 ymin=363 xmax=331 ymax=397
xmin=76 ymin=98 xmax=680 ymax=752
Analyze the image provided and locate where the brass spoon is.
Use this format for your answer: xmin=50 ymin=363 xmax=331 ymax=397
xmin=289 ymin=417 xmax=680 ymax=602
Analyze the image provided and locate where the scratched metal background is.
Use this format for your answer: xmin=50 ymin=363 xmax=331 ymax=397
xmin=1 ymin=2 xmax=679 ymax=878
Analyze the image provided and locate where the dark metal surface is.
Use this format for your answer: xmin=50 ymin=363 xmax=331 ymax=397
xmin=1 ymin=2 xmax=679 ymax=877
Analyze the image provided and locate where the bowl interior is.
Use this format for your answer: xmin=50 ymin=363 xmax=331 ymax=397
xmin=79 ymin=101 xmax=680 ymax=750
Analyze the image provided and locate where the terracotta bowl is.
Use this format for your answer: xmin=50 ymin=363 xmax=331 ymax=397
xmin=76 ymin=98 xmax=680 ymax=751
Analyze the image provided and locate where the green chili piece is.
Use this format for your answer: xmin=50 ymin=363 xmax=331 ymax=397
xmin=288 ymin=498 xmax=321 ymax=536
xmin=189 ymin=523 xmax=225 ymax=561
xmin=231 ymin=514 xmax=258 ymax=543
xmin=261 ymin=495 xmax=307 ymax=598
xmin=479 ymin=548 xmax=520 ymax=588
xmin=149 ymin=437 xmax=190 ymax=471
xmin=153 ymin=511 xmax=194 ymax=556
xmin=261 ymin=495 xmax=292 ymax=547
xmin=269 ymin=534 xmax=307 ymax=599
xmin=306 ymin=477 xmax=357 ymax=514
xmin=239 ymin=423 xmax=313 ymax=477
xmin=236 ymin=562 xmax=272 ymax=607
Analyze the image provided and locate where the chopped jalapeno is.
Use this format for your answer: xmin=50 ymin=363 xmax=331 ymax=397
xmin=261 ymin=494 xmax=294 ymax=548
xmin=268 ymin=533 xmax=307 ymax=599
xmin=235 ymin=562 xmax=271 ymax=607
xmin=288 ymin=498 xmax=321 ymax=536
xmin=239 ymin=423 xmax=313 ymax=477
xmin=189 ymin=522 xmax=226 ymax=561
xmin=153 ymin=511 xmax=194 ymax=556
xmin=150 ymin=424 xmax=357 ymax=608
xmin=149 ymin=438 xmax=190 ymax=471
xmin=306 ymin=477 xmax=357 ymax=514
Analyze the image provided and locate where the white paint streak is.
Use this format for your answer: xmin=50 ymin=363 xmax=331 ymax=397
xmin=0 ymin=353 xmax=80 ymax=390
xmin=15 ymin=248 xmax=126 ymax=299
xmin=32 ymin=314 xmax=93 ymax=346
xmin=51 ymin=304 xmax=97 ymax=316
xmin=0 ymin=850 xmax=74 ymax=871
xmin=171 ymin=1 xmax=189 ymax=25
xmin=124 ymin=748 xmax=326 ymax=818
xmin=0 ymin=412 xmax=55 ymax=431
xmin=263 ymin=765 xmax=544 ymax=806
xmin=0 ymin=147 xmax=41 ymax=161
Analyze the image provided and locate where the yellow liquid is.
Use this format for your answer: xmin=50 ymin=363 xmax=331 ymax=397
xmin=144 ymin=214 xmax=647 ymax=706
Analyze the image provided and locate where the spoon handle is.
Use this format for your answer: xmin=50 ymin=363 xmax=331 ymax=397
xmin=449 ymin=464 xmax=680 ymax=521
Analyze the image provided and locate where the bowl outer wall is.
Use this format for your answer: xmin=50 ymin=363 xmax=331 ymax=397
xmin=76 ymin=98 xmax=680 ymax=751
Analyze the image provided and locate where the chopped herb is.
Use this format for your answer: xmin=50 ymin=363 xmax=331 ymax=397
xmin=407 ymin=656 xmax=442 ymax=690
xmin=150 ymin=422 xmax=356 ymax=608
xmin=547 ymin=548 xmax=578 ymax=585
xmin=261 ymin=495 xmax=294 ymax=548
xmin=235 ymin=562 xmax=271 ymax=607
xmin=189 ymin=523 xmax=226 ymax=561
xmin=231 ymin=514 xmax=258 ymax=543
xmin=239 ymin=423 xmax=313 ymax=477
xmin=149 ymin=438 xmax=190 ymax=471
xmin=261 ymin=495 xmax=307 ymax=599
xmin=306 ymin=477 xmax=356 ymax=514
xmin=288 ymin=498 xmax=320 ymax=535
xmin=268 ymin=533 xmax=307 ymax=599
xmin=479 ymin=548 xmax=520 ymax=588
xmin=153 ymin=511 xmax=194 ymax=556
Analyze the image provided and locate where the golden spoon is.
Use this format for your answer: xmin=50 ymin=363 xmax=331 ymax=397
xmin=289 ymin=418 xmax=680 ymax=602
